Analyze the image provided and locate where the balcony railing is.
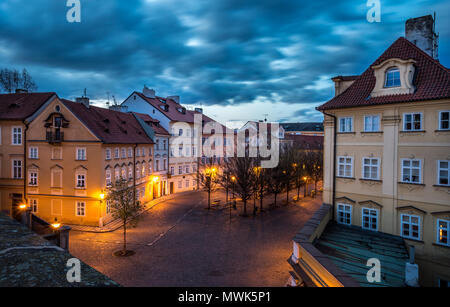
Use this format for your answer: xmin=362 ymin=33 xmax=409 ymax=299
xmin=46 ymin=130 xmax=64 ymax=143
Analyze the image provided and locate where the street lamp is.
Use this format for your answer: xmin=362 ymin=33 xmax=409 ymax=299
xmin=51 ymin=218 xmax=61 ymax=230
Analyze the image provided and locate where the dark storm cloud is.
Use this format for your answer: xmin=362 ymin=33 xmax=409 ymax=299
xmin=0 ymin=0 xmax=448 ymax=115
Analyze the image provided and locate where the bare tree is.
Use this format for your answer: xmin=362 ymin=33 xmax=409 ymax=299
xmin=228 ymin=157 xmax=257 ymax=216
xmin=292 ymin=151 xmax=307 ymax=201
xmin=265 ymin=163 xmax=284 ymax=207
xmin=0 ymin=68 xmax=37 ymax=93
xmin=195 ymin=157 xmax=219 ymax=209
xmin=107 ymin=179 xmax=143 ymax=256
xmin=305 ymin=150 xmax=323 ymax=197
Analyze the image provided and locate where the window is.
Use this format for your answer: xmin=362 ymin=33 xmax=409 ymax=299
xmin=76 ymin=174 xmax=86 ymax=188
xmin=128 ymin=148 xmax=133 ymax=158
xmin=170 ymin=167 xmax=174 ymax=175
xmin=142 ymin=148 xmax=146 ymax=157
xmin=403 ymin=113 xmax=422 ymax=131
xmin=76 ymin=202 xmax=86 ymax=216
xmin=401 ymin=214 xmax=420 ymax=240
xmin=163 ymin=159 xmax=167 ymax=170
xmin=12 ymin=127 xmax=22 ymax=145
xmin=28 ymin=171 xmax=38 ymax=186
xmin=106 ymin=170 xmax=112 ymax=186
xmin=163 ymin=140 xmax=167 ymax=150
xmin=122 ymin=167 xmax=127 ymax=179
xmin=105 ymin=148 xmax=111 ymax=160
xmin=12 ymin=160 xmax=22 ymax=179
xmin=437 ymin=219 xmax=449 ymax=247
xmin=155 ymin=160 xmax=160 ymax=172
xmin=185 ymin=166 xmax=190 ymax=174
xmin=364 ymin=115 xmax=380 ymax=132
xmin=115 ymin=168 xmax=120 ymax=181
xmin=114 ymin=148 xmax=119 ymax=159
xmin=129 ymin=166 xmax=133 ymax=180
xmin=136 ymin=148 xmax=140 ymax=157
xmin=439 ymin=111 xmax=450 ymax=130
xmin=362 ymin=208 xmax=378 ymax=231
xmin=338 ymin=156 xmax=353 ymax=178
xmin=186 ymin=180 xmax=189 ymax=188
xmin=401 ymin=159 xmax=421 ymax=184
xmin=362 ymin=158 xmax=380 ymax=180
xmin=106 ymin=200 xmax=112 ymax=214
xmin=337 ymin=203 xmax=352 ymax=225
xmin=156 ymin=140 xmax=160 ymax=151
xmin=438 ymin=160 xmax=449 ymax=186
xmin=148 ymin=147 xmax=152 ymax=156
xmin=178 ymin=180 xmax=182 ymax=188
xmin=179 ymin=166 xmax=183 ymax=175
xmin=121 ymin=148 xmax=127 ymax=158
xmin=76 ymin=148 xmax=86 ymax=160
xmin=29 ymin=199 xmax=38 ymax=213
xmin=339 ymin=117 xmax=353 ymax=132
xmin=179 ymin=129 xmax=183 ymax=136
xmin=141 ymin=164 xmax=146 ymax=177
xmin=29 ymin=147 xmax=39 ymax=159
xmin=384 ymin=67 xmax=401 ymax=87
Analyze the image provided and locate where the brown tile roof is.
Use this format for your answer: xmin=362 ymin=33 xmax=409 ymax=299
xmin=133 ymin=112 xmax=170 ymax=136
xmin=331 ymin=75 xmax=360 ymax=82
xmin=132 ymin=91 xmax=224 ymax=128
xmin=62 ymin=99 xmax=154 ymax=144
xmin=285 ymin=135 xmax=323 ymax=150
xmin=0 ymin=92 xmax=56 ymax=120
xmin=318 ymin=37 xmax=450 ymax=111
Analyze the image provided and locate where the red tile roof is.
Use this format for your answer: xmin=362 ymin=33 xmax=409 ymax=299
xmin=285 ymin=135 xmax=323 ymax=150
xmin=318 ymin=37 xmax=450 ymax=111
xmin=62 ymin=99 xmax=154 ymax=144
xmin=331 ymin=75 xmax=360 ymax=82
xmin=0 ymin=92 xmax=56 ymax=120
xmin=133 ymin=112 xmax=170 ymax=136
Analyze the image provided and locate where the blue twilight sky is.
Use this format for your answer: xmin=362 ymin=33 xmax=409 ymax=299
xmin=0 ymin=0 xmax=449 ymax=128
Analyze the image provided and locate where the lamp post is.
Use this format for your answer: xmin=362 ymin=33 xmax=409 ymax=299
xmin=303 ymin=176 xmax=308 ymax=198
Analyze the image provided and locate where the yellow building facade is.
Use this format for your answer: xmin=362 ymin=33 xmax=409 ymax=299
xmin=318 ymin=37 xmax=450 ymax=286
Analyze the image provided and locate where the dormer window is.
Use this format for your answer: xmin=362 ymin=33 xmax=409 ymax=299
xmin=384 ymin=67 xmax=401 ymax=88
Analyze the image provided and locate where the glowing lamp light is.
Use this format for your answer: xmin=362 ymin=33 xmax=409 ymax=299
xmin=99 ymin=193 xmax=105 ymax=200
xmin=153 ymin=176 xmax=159 ymax=182
xmin=231 ymin=176 xmax=236 ymax=182
xmin=51 ymin=218 xmax=61 ymax=230
xmin=18 ymin=204 xmax=27 ymax=210
xmin=303 ymin=176 xmax=308 ymax=181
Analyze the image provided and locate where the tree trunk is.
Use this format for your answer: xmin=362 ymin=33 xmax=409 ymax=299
xmin=297 ymin=184 xmax=300 ymax=200
xmin=243 ymin=199 xmax=247 ymax=216
xmin=304 ymin=184 xmax=307 ymax=197
xmin=123 ymin=220 xmax=127 ymax=253
xmin=314 ymin=180 xmax=317 ymax=198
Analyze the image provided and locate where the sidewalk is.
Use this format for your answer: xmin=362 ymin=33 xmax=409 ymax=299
xmin=68 ymin=190 xmax=198 ymax=233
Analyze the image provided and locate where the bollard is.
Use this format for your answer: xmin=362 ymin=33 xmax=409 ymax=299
xmin=58 ymin=226 xmax=72 ymax=251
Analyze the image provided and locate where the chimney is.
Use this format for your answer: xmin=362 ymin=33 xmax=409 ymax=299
xmin=194 ymin=107 xmax=203 ymax=114
xmin=143 ymin=86 xmax=156 ymax=98
xmin=15 ymin=89 xmax=28 ymax=94
xmin=167 ymin=95 xmax=180 ymax=104
xmin=75 ymin=97 xmax=90 ymax=108
xmin=331 ymin=76 xmax=358 ymax=96
xmin=405 ymin=14 xmax=439 ymax=59
xmin=109 ymin=105 xmax=128 ymax=112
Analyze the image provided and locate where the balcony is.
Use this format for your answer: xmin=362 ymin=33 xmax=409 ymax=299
xmin=46 ymin=130 xmax=64 ymax=143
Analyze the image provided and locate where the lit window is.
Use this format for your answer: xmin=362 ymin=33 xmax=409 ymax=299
xmin=384 ymin=67 xmax=401 ymax=87
xmin=337 ymin=203 xmax=352 ymax=225
xmin=129 ymin=166 xmax=133 ymax=180
xmin=122 ymin=167 xmax=127 ymax=179
xmin=339 ymin=117 xmax=353 ymax=132
xmin=115 ymin=168 xmax=120 ymax=181
xmin=106 ymin=170 xmax=112 ymax=186
xmin=362 ymin=208 xmax=378 ymax=231
xmin=76 ymin=202 xmax=86 ymax=216
xmin=401 ymin=159 xmax=421 ymax=184
xmin=12 ymin=127 xmax=22 ymax=145
xmin=403 ymin=113 xmax=422 ymax=131
xmin=338 ymin=156 xmax=353 ymax=178
xmin=401 ymin=214 xmax=420 ymax=240
xmin=437 ymin=219 xmax=450 ymax=247
xmin=28 ymin=171 xmax=38 ymax=186
xmin=438 ymin=160 xmax=450 ymax=186
xmin=362 ymin=158 xmax=380 ymax=180
xmin=29 ymin=147 xmax=39 ymax=159
xmin=364 ymin=115 xmax=380 ymax=132
xmin=439 ymin=111 xmax=450 ymax=130
xmin=76 ymin=148 xmax=86 ymax=160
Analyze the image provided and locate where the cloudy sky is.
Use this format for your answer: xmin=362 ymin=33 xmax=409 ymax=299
xmin=0 ymin=0 xmax=449 ymax=128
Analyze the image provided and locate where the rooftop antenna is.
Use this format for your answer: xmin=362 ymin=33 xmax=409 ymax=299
xmin=83 ymin=88 xmax=87 ymax=98
xmin=106 ymin=91 xmax=110 ymax=107
xmin=112 ymin=95 xmax=118 ymax=106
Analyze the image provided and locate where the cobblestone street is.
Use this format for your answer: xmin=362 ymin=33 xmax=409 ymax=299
xmin=69 ymin=190 xmax=322 ymax=287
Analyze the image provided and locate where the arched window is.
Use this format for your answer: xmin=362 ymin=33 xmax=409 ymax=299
xmin=384 ymin=67 xmax=401 ymax=87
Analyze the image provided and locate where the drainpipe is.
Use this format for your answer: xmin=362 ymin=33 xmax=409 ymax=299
xmin=22 ymin=120 xmax=29 ymax=205
xmin=319 ymin=109 xmax=337 ymax=221
xmin=133 ymin=143 xmax=137 ymax=204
